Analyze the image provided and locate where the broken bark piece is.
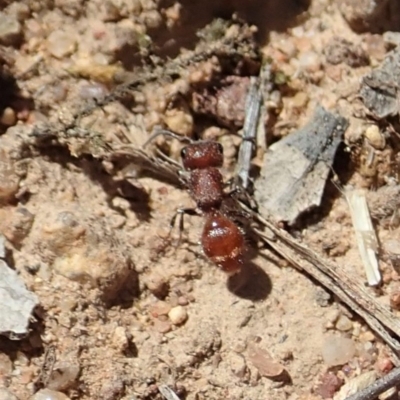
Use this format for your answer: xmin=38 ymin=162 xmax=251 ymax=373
xmin=0 ymin=259 xmax=39 ymax=338
xmin=254 ymin=106 xmax=348 ymax=225
xmin=360 ymin=46 xmax=400 ymax=119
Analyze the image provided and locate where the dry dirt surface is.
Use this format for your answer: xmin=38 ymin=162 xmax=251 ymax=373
xmin=1 ymin=0 xmax=400 ymax=399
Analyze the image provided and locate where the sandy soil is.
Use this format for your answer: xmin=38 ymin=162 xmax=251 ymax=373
xmin=0 ymin=0 xmax=400 ymax=399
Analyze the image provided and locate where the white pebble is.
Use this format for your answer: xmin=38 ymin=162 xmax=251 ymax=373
xmin=322 ymin=335 xmax=356 ymax=366
xmin=168 ymin=305 xmax=188 ymax=325
xmin=298 ymin=51 xmax=321 ymax=73
xmin=335 ymin=315 xmax=353 ymax=331
xmin=47 ymin=30 xmax=76 ymax=59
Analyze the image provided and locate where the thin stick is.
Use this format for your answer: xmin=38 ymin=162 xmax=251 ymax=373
xmin=235 ymin=77 xmax=261 ymax=190
xmin=344 ymin=367 xmax=400 ymax=400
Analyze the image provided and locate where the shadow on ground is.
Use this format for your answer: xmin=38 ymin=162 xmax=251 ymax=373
xmin=227 ymin=260 xmax=272 ymax=300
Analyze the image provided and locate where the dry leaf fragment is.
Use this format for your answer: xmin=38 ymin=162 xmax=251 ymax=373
xmin=246 ymin=342 xmax=285 ymax=378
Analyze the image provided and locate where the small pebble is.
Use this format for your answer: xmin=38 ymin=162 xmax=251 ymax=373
xmin=140 ymin=9 xmax=163 ymax=29
xmin=149 ymin=301 xmax=171 ymax=317
xmin=364 ymin=34 xmax=386 ymax=62
xmin=325 ymin=309 xmax=340 ymax=327
xmin=164 ymin=108 xmax=193 ymax=137
xmin=364 ymin=125 xmax=385 ymax=150
xmin=275 ymin=37 xmax=297 ymax=58
xmin=247 ymin=342 xmax=285 ymax=378
xmin=298 ymin=51 xmax=321 ymax=73
xmin=363 ymin=341 xmax=374 ymax=354
xmin=390 ymin=290 xmax=400 ymax=310
xmin=359 ymin=331 xmax=375 ymax=342
xmin=79 ymin=83 xmax=108 ymax=100
xmin=0 ymin=13 xmax=22 ymax=46
xmin=335 ymin=315 xmax=353 ymax=332
xmin=322 ymin=335 xmax=356 ymax=366
xmin=0 ymin=387 xmax=19 ymax=400
xmin=168 ymin=305 xmax=188 ymax=325
xmin=0 ymin=108 xmax=16 ymax=126
xmin=164 ymin=3 xmax=181 ymax=28
xmin=47 ymin=30 xmax=76 ymax=59
xmin=352 ymin=322 xmax=361 ymax=337
xmin=315 ymin=372 xmax=343 ymax=399
xmin=375 ymin=357 xmax=394 ymax=374
xmin=30 ymin=389 xmax=70 ymax=400
xmin=290 ymin=92 xmax=308 ymax=109
xmin=19 ymin=368 xmax=34 ymax=384
xmin=383 ymin=239 xmax=400 ymax=267
xmin=111 ymin=326 xmax=128 ymax=353
xmin=152 ymin=318 xmax=172 ymax=333
xmin=228 ymin=352 xmax=248 ymax=378
xmin=219 ymin=135 xmax=236 ymax=162
xmin=177 ymin=296 xmax=189 ymax=306
xmin=2 ymin=206 xmax=35 ymax=245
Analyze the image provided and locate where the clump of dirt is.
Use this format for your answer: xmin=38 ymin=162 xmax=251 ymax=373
xmin=0 ymin=0 xmax=400 ymax=399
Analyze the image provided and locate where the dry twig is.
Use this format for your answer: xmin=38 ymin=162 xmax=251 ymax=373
xmin=344 ymin=367 xmax=400 ymax=400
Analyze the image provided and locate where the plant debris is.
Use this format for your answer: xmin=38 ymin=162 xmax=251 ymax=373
xmin=345 ymin=189 xmax=380 ymax=286
xmin=254 ymin=106 xmax=348 ymax=225
xmin=360 ymin=45 xmax=400 ymax=119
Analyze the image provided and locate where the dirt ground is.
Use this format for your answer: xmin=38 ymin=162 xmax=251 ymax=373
xmin=1 ymin=0 xmax=400 ymax=399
